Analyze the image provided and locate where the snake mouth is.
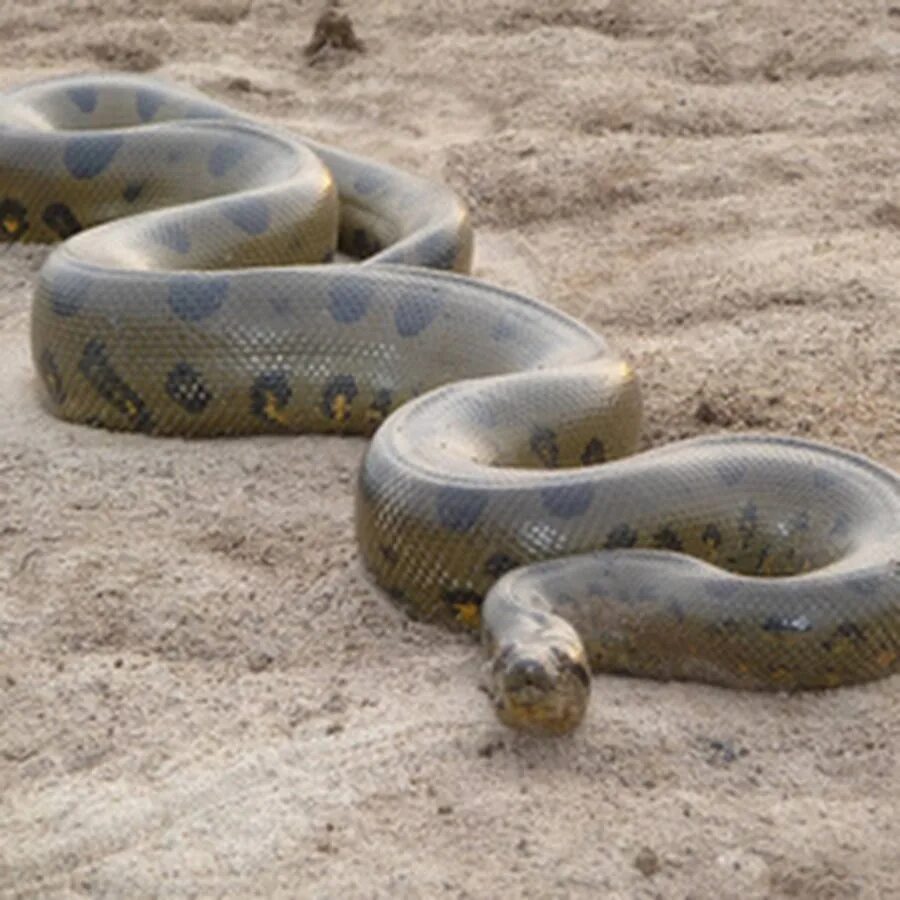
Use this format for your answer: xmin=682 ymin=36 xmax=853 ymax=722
xmin=490 ymin=646 xmax=591 ymax=735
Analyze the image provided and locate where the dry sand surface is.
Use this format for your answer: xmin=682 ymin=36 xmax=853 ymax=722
xmin=2 ymin=1 xmax=899 ymax=897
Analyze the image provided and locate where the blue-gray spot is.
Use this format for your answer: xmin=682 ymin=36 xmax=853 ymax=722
xmin=491 ymin=317 xmax=516 ymax=342
xmin=222 ymin=197 xmax=270 ymax=235
xmin=42 ymin=202 xmax=81 ymax=239
xmin=153 ymin=222 xmax=191 ymax=255
xmin=136 ymin=88 xmax=164 ymax=122
xmin=168 ymin=275 xmax=229 ymax=321
xmin=714 ymin=459 xmax=747 ymax=487
xmin=67 ymin=86 xmax=98 ymax=113
xmin=46 ymin=270 xmax=91 ymax=318
xmin=540 ymin=484 xmax=593 ymax=519
xmin=63 ymin=135 xmax=124 ymax=180
xmin=417 ymin=229 xmax=459 ymax=270
xmin=327 ymin=277 xmax=373 ymax=323
xmin=394 ymin=288 xmax=443 ymax=337
xmin=208 ymin=142 xmax=246 ymax=177
xmin=353 ymin=168 xmax=388 ymax=195
xmin=436 ymin=487 xmax=488 ymax=533
xmin=812 ymin=467 xmax=837 ymax=490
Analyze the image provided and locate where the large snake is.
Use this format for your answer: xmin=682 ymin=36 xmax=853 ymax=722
xmin=2 ymin=74 xmax=898 ymax=734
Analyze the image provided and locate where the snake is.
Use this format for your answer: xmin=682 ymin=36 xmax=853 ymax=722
xmin=2 ymin=73 xmax=898 ymax=735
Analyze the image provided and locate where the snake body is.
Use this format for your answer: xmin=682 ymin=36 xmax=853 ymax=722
xmin=3 ymin=74 xmax=898 ymax=733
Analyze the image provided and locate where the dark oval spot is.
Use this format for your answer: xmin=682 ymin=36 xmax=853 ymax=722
xmin=78 ymin=338 xmax=152 ymax=431
xmin=67 ymin=86 xmax=98 ymax=113
xmin=605 ymin=523 xmax=637 ymax=549
xmin=327 ymin=277 xmax=372 ymax=323
xmin=0 ymin=197 xmax=29 ymax=241
xmin=580 ymin=437 xmax=605 ymax=465
xmin=208 ymin=142 xmax=247 ymax=177
xmin=42 ymin=202 xmax=82 ymax=239
xmin=165 ymin=362 xmax=212 ymax=413
xmin=834 ymin=621 xmax=865 ymax=640
xmin=652 ymin=525 xmax=683 ymax=551
xmin=379 ymin=543 xmax=400 ymax=566
xmin=168 ymin=275 xmax=229 ymax=321
xmin=250 ymin=371 xmax=292 ymax=423
xmin=394 ymin=288 xmax=443 ymax=337
xmin=436 ymin=487 xmax=488 ymax=532
xmin=122 ymin=181 xmax=144 ymax=203
xmin=136 ymin=88 xmax=164 ymax=122
xmin=540 ymin=484 xmax=593 ymax=519
xmin=321 ymin=374 xmax=358 ymax=421
xmin=222 ymin=197 xmax=270 ymax=235
xmin=530 ymin=427 xmax=559 ymax=468
xmin=367 ymin=388 xmax=393 ymax=424
xmin=63 ymin=135 xmax=124 ymax=180
xmin=350 ymin=227 xmax=381 ymax=258
xmin=702 ymin=523 xmax=723 ymax=548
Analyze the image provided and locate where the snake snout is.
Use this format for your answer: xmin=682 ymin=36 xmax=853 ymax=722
xmin=490 ymin=642 xmax=591 ymax=736
xmin=503 ymin=656 xmax=554 ymax=692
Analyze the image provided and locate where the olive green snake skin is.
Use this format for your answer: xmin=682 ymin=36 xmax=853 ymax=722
xmin=3 ymin=74 xmax=898 ymax=734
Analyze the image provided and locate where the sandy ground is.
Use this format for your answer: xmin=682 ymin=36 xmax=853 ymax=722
xmin=1 ymin=1 xmax=899 ymax=897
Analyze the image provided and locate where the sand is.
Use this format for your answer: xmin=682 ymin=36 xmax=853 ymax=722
xmin=1 ymin=1 xmax=898 ymax=897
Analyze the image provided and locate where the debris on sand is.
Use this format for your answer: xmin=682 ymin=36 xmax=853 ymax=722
xmin=304 ymin=2 xmax=365 ymax=65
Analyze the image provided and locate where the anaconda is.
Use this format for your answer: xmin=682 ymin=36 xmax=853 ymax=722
xmin=2 ymin=73 xmax=897 ymax=734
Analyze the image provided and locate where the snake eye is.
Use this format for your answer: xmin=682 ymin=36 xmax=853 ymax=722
xmin=551 ymin=647 xmax=590 ymax=687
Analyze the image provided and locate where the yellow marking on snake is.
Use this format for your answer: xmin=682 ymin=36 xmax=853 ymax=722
xmin=454 ymin=602 xmax=481 ymax=630
xmin=263 ymin=393 xmax=289 ymax=426
xmin=2 ymin=73 xmax=897 ymax=735
xmin=330 ymin=393 xmax=351 ymax=422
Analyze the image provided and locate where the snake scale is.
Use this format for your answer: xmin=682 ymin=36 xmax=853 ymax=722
xmin=2 ymin=74 xmax=898 ymax=734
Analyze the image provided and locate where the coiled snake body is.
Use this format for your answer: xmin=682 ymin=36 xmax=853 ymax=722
xmin=3 ymin=74 xmax=898 ymax=733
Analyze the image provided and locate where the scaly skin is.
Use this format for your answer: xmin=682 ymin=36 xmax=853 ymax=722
xmin=3 ymin=74 xmax=898 ymax=735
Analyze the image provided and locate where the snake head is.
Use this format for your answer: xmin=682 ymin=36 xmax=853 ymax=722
xmin=487 ymin=638 xmax=591 ymax=735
